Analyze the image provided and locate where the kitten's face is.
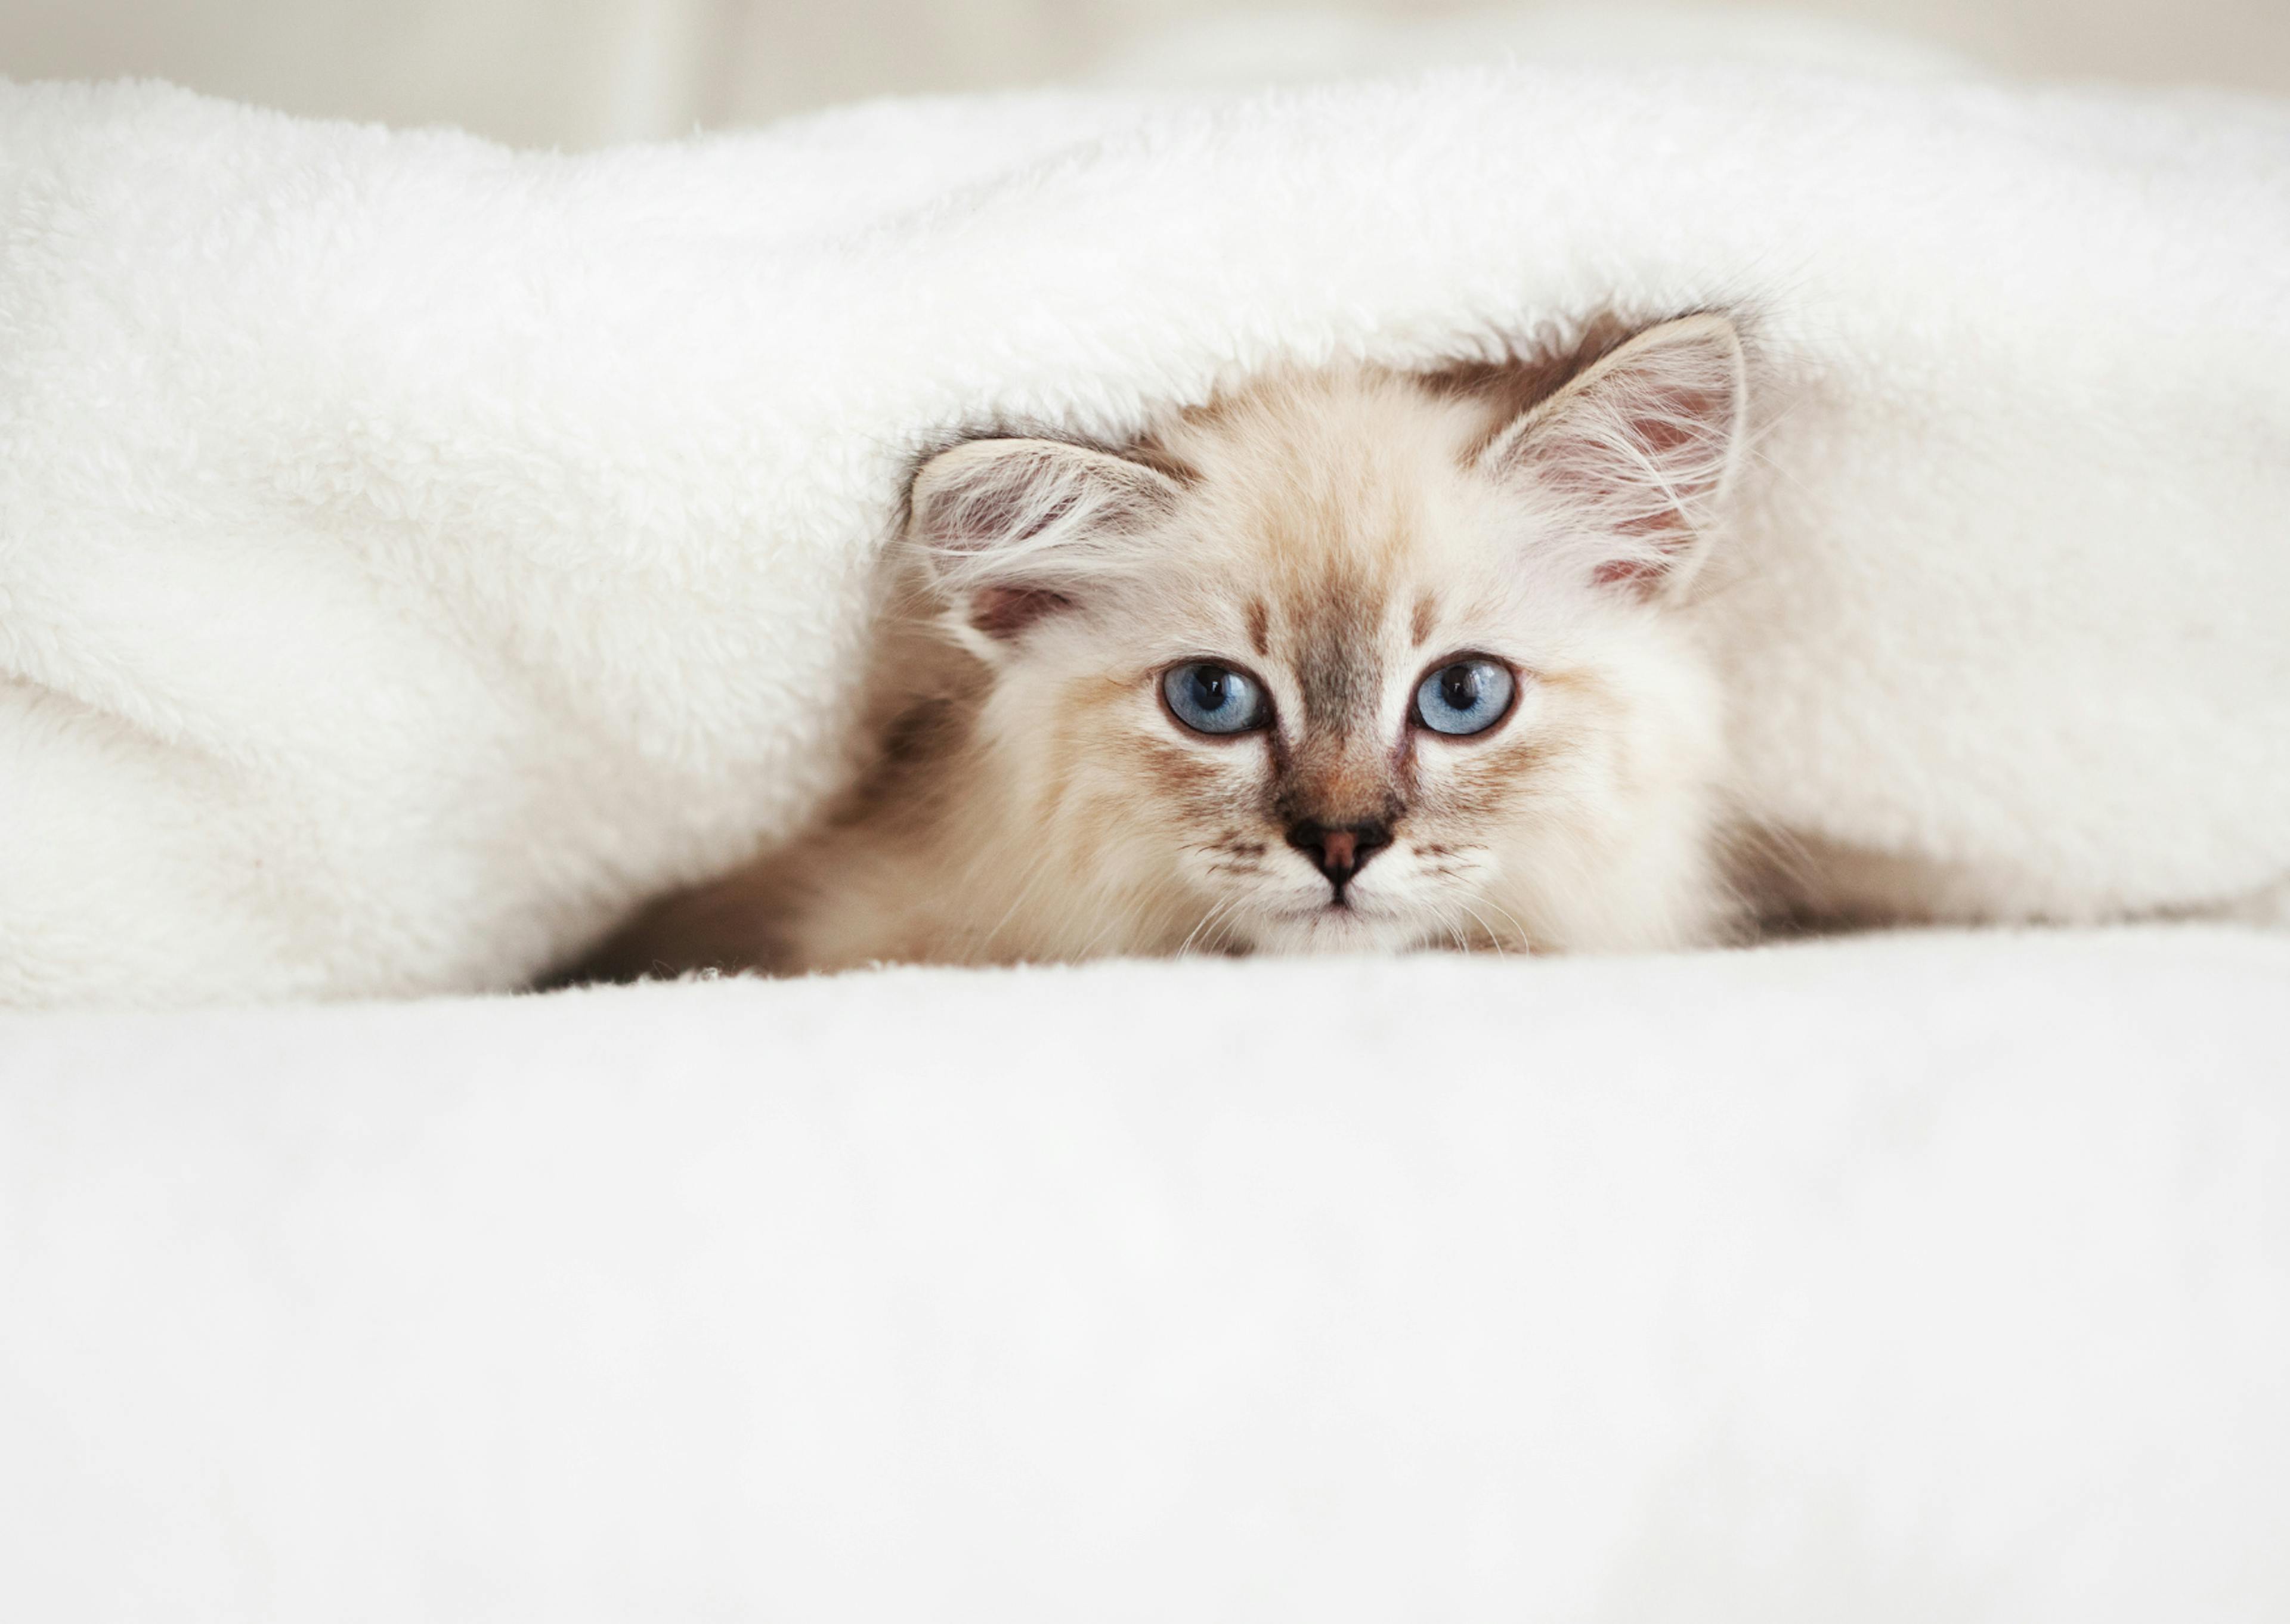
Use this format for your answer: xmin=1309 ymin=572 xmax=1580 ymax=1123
xmin=912 ymin=317 xmax=1745 ymax=956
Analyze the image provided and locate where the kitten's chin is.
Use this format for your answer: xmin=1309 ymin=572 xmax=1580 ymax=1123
xmin=1240 ymin=900 xmax=1416 ymax=957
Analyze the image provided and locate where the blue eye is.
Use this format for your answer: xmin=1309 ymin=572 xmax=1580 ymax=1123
xmin=1414 ymin=658 xmax=1515 ymax=736
xmin=1162 ymin=662 xmax=1270 ymax=736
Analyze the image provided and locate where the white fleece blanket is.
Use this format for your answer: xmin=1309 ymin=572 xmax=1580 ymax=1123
xmin=3 ymin=72 xmax=2288 ymax=1004
xmin=4 ymin=926 xmax=2286 ymax=1619
xmin=6 ymin=66 xmax=2289 ymax=1620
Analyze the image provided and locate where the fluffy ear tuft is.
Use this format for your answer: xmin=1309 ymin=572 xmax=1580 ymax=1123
xmin=908 ymin=438 xmax=1183 ymax=649
xmin=1482 ymin=314 xmax=1746 ymax=600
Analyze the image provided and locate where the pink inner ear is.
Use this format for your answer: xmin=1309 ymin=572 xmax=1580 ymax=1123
xmin=1592 ymin=558 xmax=1670 ymax=591
xmin=1500 ymin=336 xmax=1743 ymax=599
xmin=970 ymin=585 xmax=1072 ymax=641
xmin=940 ymin=484 xmax=1084 ymax=554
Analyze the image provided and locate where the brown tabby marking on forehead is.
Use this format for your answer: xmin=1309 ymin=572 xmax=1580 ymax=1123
xmin=1279 ymin=559 xmax=1394 ymax=725
xmin=1296 ymin=620 xmax=1385 ymax=730
xmin=1412 ymin=593 xmax=1437 ymax=648
xmin=1245 ymin=597 xmax=1271 ymax=657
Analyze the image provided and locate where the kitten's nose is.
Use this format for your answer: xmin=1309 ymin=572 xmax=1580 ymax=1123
xmin=1285 ymin=820 xmax=1392 ymax=891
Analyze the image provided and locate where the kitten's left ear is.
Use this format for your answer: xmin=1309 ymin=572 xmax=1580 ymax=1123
xmin=1481 ymin=314 xmax=1747 ymax=600
xmin=907 ymin=436 xmax=1183 ymax=654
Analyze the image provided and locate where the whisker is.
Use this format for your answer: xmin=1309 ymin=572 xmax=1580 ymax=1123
xmin=1453 ymin=898 xmax=1507 ymax=958
xmin=1469 ymin=894 xmax=1534 ymax=954
xmin=1178 ymin=895 xmax=1240 ymax=958
xmin=973 ymin=841 xmax=1064 ymax=955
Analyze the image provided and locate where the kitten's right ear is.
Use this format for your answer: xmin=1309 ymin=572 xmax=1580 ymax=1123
xmin=908 ymin=438 xmax=1183 ymax=652
xmin=1480 ymin=314 xmax=1747 ymax=601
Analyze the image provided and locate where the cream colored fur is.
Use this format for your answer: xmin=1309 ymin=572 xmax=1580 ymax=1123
xmin=598 ymin=319 xmax=1745 ymax=974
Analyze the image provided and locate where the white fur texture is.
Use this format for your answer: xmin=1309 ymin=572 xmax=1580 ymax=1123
xmin=2 ymin=74 xmax=2288 ymax=1003
xmin=4 ymin=928 xmax=2286 ymax=1617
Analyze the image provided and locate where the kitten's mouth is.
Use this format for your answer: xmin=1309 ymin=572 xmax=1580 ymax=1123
xmin=1245 ymin=895 xmax=1399 ymax=954
xmin=1254 ymin=897 xmax=1367 ymax=929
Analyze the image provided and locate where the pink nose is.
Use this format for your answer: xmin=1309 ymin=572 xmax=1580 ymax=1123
xmin=1285 ymin=821 xmax=1392 ymax=890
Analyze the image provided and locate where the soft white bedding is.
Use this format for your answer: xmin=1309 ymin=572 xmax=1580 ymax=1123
xmin=4 ymin=927 xmax=2286 ymax=1619
xmin=4 ymin=72 xmax=2288 ymax=1004
xmin=4 ymin=58 xmax=2288 ymax=1619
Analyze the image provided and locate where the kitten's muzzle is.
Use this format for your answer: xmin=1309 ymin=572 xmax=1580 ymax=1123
xmin=1285 ymin=820 xmax=1392 ymax=893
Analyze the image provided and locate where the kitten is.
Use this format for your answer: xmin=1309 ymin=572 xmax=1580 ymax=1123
xmin=588 ymin=314 xmax=1749 ymax=977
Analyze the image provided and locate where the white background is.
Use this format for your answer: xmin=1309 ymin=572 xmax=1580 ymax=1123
xmin=0 ymin=0 xmax=2284 ymax=149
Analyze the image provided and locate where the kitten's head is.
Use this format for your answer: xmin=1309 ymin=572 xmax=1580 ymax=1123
xmin=906 ymin=315 xmax=1746 ymax=956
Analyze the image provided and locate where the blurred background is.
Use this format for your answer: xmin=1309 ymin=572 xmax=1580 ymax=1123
xmin=0 ymin=0 xmax=2283 ymax=148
